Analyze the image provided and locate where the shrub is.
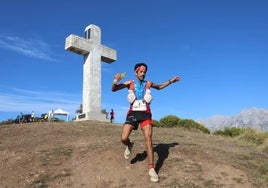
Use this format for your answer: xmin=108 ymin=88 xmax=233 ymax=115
xmin=0 ymin=119 xmax=13 ymax=125
xmin=230 ymin=127 xmax=244 ymax=137
xmin=157 ymin=115 xmax=210 ymax=133
xmin=213 ymin=129 xmax=226 ymax=136
xmin=153 ymin=120 xmax=160 ymax=127
xmin=213 ymin=127 xmax=244 ymax=137
xmin=178 ymin=119 xmax=210 ymax=134
xmin=159 ymin=115 xmax=180 ymax=128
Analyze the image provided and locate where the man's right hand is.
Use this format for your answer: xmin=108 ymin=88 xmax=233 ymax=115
xmin=114 ymin=73 xmax=121 ymax=81
xmin=113 ymin=74 xmax=121 ymax=85
xmin=113 ymin=73 xmax=126 ymax=84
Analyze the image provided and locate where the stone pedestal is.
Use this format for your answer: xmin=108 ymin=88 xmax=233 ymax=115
xmin=75 ymin=112 xmax=108 ymax=122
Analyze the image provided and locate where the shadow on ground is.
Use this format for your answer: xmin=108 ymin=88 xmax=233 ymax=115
xmin=130 ymin=142 xmax=179 ymax=172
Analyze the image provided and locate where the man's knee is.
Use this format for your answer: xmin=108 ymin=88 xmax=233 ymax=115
xmin=121 ymin=136 xmax=129 ymax=144
xmin=121 ymin=136 xmax=126 ymax=142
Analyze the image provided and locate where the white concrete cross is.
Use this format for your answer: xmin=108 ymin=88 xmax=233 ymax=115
xmin=65 ymin=24 xmax=117 ymax=121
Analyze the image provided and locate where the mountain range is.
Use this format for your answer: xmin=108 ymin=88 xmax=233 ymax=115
xmin=196 ymin=107 xmax=268 ymax=132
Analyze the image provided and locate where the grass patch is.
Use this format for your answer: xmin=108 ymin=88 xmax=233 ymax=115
xmin=258 ymin=162 xmax=268 ymax=176
xmin=240 ymin=128 xmax=267 ymax=145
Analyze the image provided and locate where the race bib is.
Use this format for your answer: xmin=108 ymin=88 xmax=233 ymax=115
xmin=132 ymin=100 xmax=147 ymax=111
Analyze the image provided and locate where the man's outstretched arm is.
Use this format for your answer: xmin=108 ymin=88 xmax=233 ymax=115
xmin=150 ymin=76 xmax=180 ymax=90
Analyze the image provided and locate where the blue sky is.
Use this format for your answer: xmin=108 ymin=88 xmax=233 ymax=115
xmin=0 ymin=0 xmax=267 ymax=123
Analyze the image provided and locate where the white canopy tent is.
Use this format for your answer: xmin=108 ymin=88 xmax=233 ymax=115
xmin=48 ymin=108 xmax=70 ymax=121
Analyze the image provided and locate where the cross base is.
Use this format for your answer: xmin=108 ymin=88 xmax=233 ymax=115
xmin=75 ymin=112 xmax=109 ymax=122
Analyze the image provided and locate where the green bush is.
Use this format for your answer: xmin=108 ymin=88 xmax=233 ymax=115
xmin=178 ymin=119 xmax=210 ymax=134
xmin=159 ymin=115 xmax=180 ymax=128
xmin=153 ymin=120 xmax=160 ymax=127
xmin=158 ymin=115 xmax=210 ymax=134
xmin=213 ymin=129 xmax=225 ymax=136
xmin=213 ymin=127 xmax=244 ymax=137
xmin=160 ymin=115 xmax=180 ymax=127
xmin=230 ymin=127 xmax=245 ymax=137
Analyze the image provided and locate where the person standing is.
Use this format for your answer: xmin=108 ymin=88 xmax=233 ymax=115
xmin=110 ymin=109 xmax=114 ymax=123
xmin=111 ymin=63 xmax=180 ymax=182
xmin=31 ymin=111 xmax=35 ymax=122
xmin=20 ymin=112 xmax=23 ymax=124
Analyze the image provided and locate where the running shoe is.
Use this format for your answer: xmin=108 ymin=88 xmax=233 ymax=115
xmin=149 ymin=168 xmax=159 ymax=182
xmin=124 ymin=142 xmax=134 ymax=159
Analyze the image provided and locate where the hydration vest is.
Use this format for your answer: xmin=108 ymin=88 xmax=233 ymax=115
xmin=127 ymin=80 xmax=152 ymax=104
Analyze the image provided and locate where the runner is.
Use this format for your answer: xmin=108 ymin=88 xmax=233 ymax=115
xmin=111 ymin=63 xmax=180 ymax=182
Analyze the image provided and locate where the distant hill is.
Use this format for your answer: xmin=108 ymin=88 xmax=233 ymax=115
xmin=197 ymin=107 xmax=268 ymax=132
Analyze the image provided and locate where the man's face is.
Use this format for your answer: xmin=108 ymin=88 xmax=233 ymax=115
xmin=135 ymin=70 xmax=146 ymax=81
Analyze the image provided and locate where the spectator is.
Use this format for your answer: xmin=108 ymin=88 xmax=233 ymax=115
xmin=31 ymin=111 xmax=35 ymax=122
xmin=110 ymin=109 xmax=114 ymax=123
